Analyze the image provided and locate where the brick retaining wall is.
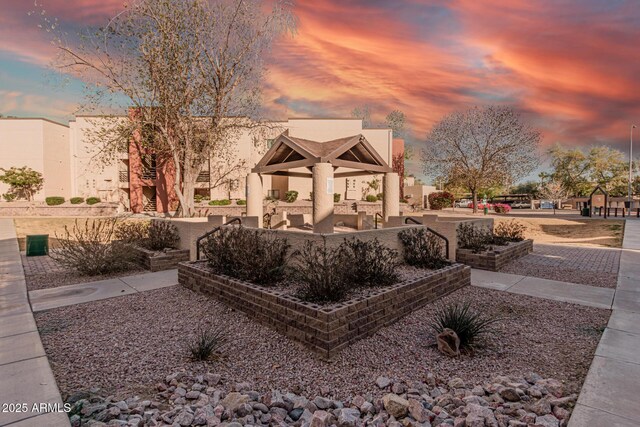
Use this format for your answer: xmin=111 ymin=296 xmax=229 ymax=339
xmin=131 ymin=246 xmax=190 ymax=272
xmin=456 ymin=239 xmax=533 ymax=271
xmin=179 ymin=261 xmax=470 ymax=359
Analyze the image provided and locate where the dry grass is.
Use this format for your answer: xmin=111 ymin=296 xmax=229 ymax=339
xmin=493 ymin=217 xmax=623 ymax=248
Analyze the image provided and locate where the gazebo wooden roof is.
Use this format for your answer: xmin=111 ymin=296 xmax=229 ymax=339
xmin=252 ymin=131 xmax=392 ymax=178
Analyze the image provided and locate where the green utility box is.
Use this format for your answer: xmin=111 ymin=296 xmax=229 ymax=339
xmin=581 ymin=207 xmax=590 ymax=217
xmin=26 ymin=234 xmax=49 ymax=256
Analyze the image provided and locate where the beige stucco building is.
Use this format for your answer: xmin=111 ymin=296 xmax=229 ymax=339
xmin=0 ymin=115 xmax=401 ymax=212
xmin=0 ymin=118 xmax=71 ymax=200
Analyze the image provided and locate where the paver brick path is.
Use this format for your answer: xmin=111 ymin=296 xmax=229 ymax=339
xmin=21 ymin=253 xmax=67 ymax=276
xmin=500 ymin=243 xmax=621 ymax=288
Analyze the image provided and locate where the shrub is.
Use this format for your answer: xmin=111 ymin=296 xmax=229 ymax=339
xmin=339 ymin=238 xmax=399 ymax=287
xmin=146 ymin=221 xmax=180 ymax=250
xmin=86 ymin=197 xmax=101 ymax=205
xmin=431 ymin=301 xmax=498 ymax=351
xmin=208 ymin=199 xmax=231 ymax=206
xmin=292 ymin=240 xmax=351 ymax=303
xmin=334 ymin=193 xmax=341 ymax=203
xmin=114 ymin=220 xmax=150 ymax=244
xmin=284 ymin=190 xmax=299 ymax=203
xmin=457 ymin=222 xmax=493 ymax=253
xmin=2 ymin=193 xmax=16 ymax=202
xmin=493 ymin=203 xmax=511 ymax=214
xmin=494 ymin=220 xmax=526 ymax=242
xmin=70 ymin=197 xmax=85 ymax=205
xmin=428 ymin=191 xmax=454 ymax=210
xmin=189 ymin=325 xmax=228 ymax=361
xmin=194 ymin=194 xmax=209 ymax=203
xmin=398 ymin=228 xmax=449 ymax=269
xmin=45 ymin=196 xmax=65 ymax=206
xmin=236 ymin=199 xmax=247 ymax=205
xmin=51 ymin=218 xmax=134 ymax=275
xmin=365 ymin=195 xmax=378 ymax=202
xmin=202 ymin=226 xmax=289 ymax=285
xmin=376 ymin=193 xmax=383 ymax=201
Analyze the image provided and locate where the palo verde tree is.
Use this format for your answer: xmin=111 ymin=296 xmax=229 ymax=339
xmin=421 ymin=106 xmax=540 ymax=213
xmin=46 ymin=0 xmax=296 ymax=217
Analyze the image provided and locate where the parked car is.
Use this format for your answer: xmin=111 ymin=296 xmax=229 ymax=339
xmin=455 ymin=199 xmax=471 ymax=208
xmin=511 ymin=201 xmax=531 ymax=209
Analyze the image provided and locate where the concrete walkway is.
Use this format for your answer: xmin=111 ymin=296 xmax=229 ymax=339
xmin=29 ymin=269 xmax=178 ymax=312
xmin=569 ymin=220 xmax=640 ymax=426
xmin=471 ymin=269 xmax=615 ymax=309
xmin=0 ymin=219 xmax=70 ymax=427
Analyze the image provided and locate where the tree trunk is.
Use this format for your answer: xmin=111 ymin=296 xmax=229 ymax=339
xmin=472 ymin=190 xmax=478 ymax=214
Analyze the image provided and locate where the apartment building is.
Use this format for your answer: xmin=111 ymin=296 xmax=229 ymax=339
xmin=1 ymin=115 xmax=403 ymax=213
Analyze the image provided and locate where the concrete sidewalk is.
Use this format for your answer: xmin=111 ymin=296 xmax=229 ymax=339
xmin=569 ymin=220 xmax=640 ymax=426
xmin=471 ymin=269 xmax=615 ymax=309
xmin=0 ymin=219 xmax=70 ymax=427
xmin=29 ymin=269 xmax=178 ymax=312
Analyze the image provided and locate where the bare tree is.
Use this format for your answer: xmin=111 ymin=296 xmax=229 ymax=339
xmin=385 ymin=110 xmax=406 ymax=138
xmin=45 ymin=0 xmax=295 ymax=217
xmin=539 ymin=179 xmax=569 ymax=214
xmin=421 ymin=106 xmax=540 ymax=213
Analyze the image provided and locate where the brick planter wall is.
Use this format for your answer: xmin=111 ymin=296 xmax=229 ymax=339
xmin=456 ymin=239 xmax=533 ymax=271
xmin=179 ymin=261 xmax=470 ymax=359
xmin=131 ymin=245 xmax=190 ymax=272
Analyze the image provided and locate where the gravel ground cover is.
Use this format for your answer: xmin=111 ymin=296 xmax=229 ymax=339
xmin=36 ymin=284 xmax=608 ymax=402
xmin=499 ymin=243 xmax=620 ymax=288
xmin=22 ymin=253 xmax=145 ymax=291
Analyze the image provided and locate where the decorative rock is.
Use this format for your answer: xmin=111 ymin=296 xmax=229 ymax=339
xmin=382 ymin=394 xmax=409 ymax=418
xmin=391 ymin=383 xmax=406 ymax=395
xmin=376 ymin=376 xmax=392 ymax=389
xmin=471 ymin=386 xmax=485 ymax=396
xmin=535 ymin=414 xmax=560 ymax=427
xmin=174 ymin=410 xmax=194 ymax=426
xmin=289 ymin=408 xmax=304 ymax=421
xmin=437 ymin=328 xmax=461 ymax=357
xmin=500 ymin=388 xmax=521 ymax=402
xmin=310 ymin=410 xmax=332 ymax=427
xmin=448 ymin=377 xmax=465 ymax=389
xmin=313 ymin=396 xmax=332 ymax=410
xmin=185 ymin=390 xmax=200 ymax=399
xmin=529 ymin=398 xmax=552 ymax=416
xmin=221 ymin=392 xmax=249 ymax=412
xmin=536 ymin=379 xmax=564 ymax=398
xmin=408 ymin=398 xmax=432 ymax=423
xmin=337 ymin=408 xmax=360 ymax=426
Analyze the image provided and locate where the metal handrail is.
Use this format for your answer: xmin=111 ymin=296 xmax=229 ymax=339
xmin=404 ymin=217 xmax=450 ymax=259
xmin=374 ymin=212 xmax=383 ymax=229
xmin=195 ymin=217 xmax=242 ymax=260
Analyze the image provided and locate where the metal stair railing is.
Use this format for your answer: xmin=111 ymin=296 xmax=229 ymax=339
xmin=374 ymin=212 xmax=384 ymax=229
xmin=404 ymin=217 xmax=450 ymax=260
xmin=195 ymin=217 xmax=242 ymax=260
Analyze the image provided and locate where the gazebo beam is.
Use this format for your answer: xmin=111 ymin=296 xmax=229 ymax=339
xmin=252 ymin=158 xmax=317 ymax=173
xmin=329 ymin=159 xmax=391 ymax=173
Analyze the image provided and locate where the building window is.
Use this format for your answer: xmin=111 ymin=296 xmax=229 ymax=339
xmin=229 ymin=179 xmax=239 ymax=191
xmin=267 ymin=189 xmax=280 ymax=200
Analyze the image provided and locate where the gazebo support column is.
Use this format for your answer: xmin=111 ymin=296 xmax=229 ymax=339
xmin=383 ymin=172 xmax=400 ymax=221
xmin=246 ymin=173 xmax=263 ymax=228
xmin=312 ymin=163 xmax=334 ymax=234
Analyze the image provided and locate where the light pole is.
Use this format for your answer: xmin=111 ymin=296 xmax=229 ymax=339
xmin=631 ymin=125 xmax=637 ymax=204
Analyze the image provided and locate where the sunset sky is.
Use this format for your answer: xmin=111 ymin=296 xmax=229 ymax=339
xmin=1 ymin=0 xmax=639 ymax=180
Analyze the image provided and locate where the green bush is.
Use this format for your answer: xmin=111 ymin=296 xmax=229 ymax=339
xmin=0 ymin=166 xmax=43 ymax=201
xmin=365 ymin=195 xmax=378 ymax=202
xmin=146 ymin=221 xmax=180 ymax=250
xmin=376 ymin=193 xmax=384 ymax=201
xmin=398 ymin=228 xmax=449 ymax=269
xmin=202 ymin=226 xmax=290 ymax=285
xmin=431 ymin=301 xmax=498 ymax=351
xmin=428 ymin=191 xmax=454 ymax=210
xmin=70 ymin=197 xmax=85 ymax=205
xmin=494 ymin=220 xmax=526 ymax=242
xmin=2 ymin=193 xmax=16 ymax=202
xmin=284 ymin=191 xmax=299 ymax=203
xmin=457 ymin=223 xmax=493 ymax=253
xmin=333 ymin=193 xmax=341 ymax=203
xmin=194 ymin=194 xmax=209 ymax=203
xmin=86 ymin=197 xmax=101 ymax=205
xmin=339 ymin=238 xmax=399 ymax=287
xmin=114 ymin=220 xmax=150 ymax=244
xmin=45 ymin=197 xmax=65 ymax=206
xmin=236 ymin=199 xmax=247 ymax=205
xmin=292 ymin=240 xmax=351 ymax=303
xmin=50 ymin=218 xmax=135 ymax=275
xmin=208 ymin=199 xmax=231 ymax=206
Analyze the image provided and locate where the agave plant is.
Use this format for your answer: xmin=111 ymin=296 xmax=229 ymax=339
xmin=430 ymin=301 xmax=499 ymax=351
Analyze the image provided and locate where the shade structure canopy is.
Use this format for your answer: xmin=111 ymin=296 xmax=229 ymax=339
xmin=251 ymin=131 xmax=393 ymax=177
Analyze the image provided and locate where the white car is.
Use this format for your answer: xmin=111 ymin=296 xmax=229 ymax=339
xmin=511 ymin=201 xmax=531 ymax=209
xmin=455 ymin=199 xmax=471 ymax=208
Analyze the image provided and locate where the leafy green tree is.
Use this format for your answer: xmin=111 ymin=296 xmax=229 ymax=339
xmin=587 ymin=146 xmax=628 ymax=196
xmin=547 ymin=145 xmax=591 ymax=196
xmin=510 ymin=181 xmax=540 ymax=198
xmin=0 ymin=167 xmax=44 ymax=201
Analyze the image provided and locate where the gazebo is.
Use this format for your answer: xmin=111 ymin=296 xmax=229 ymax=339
xmin=246 ymin=131 xmax=399 ymax=233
